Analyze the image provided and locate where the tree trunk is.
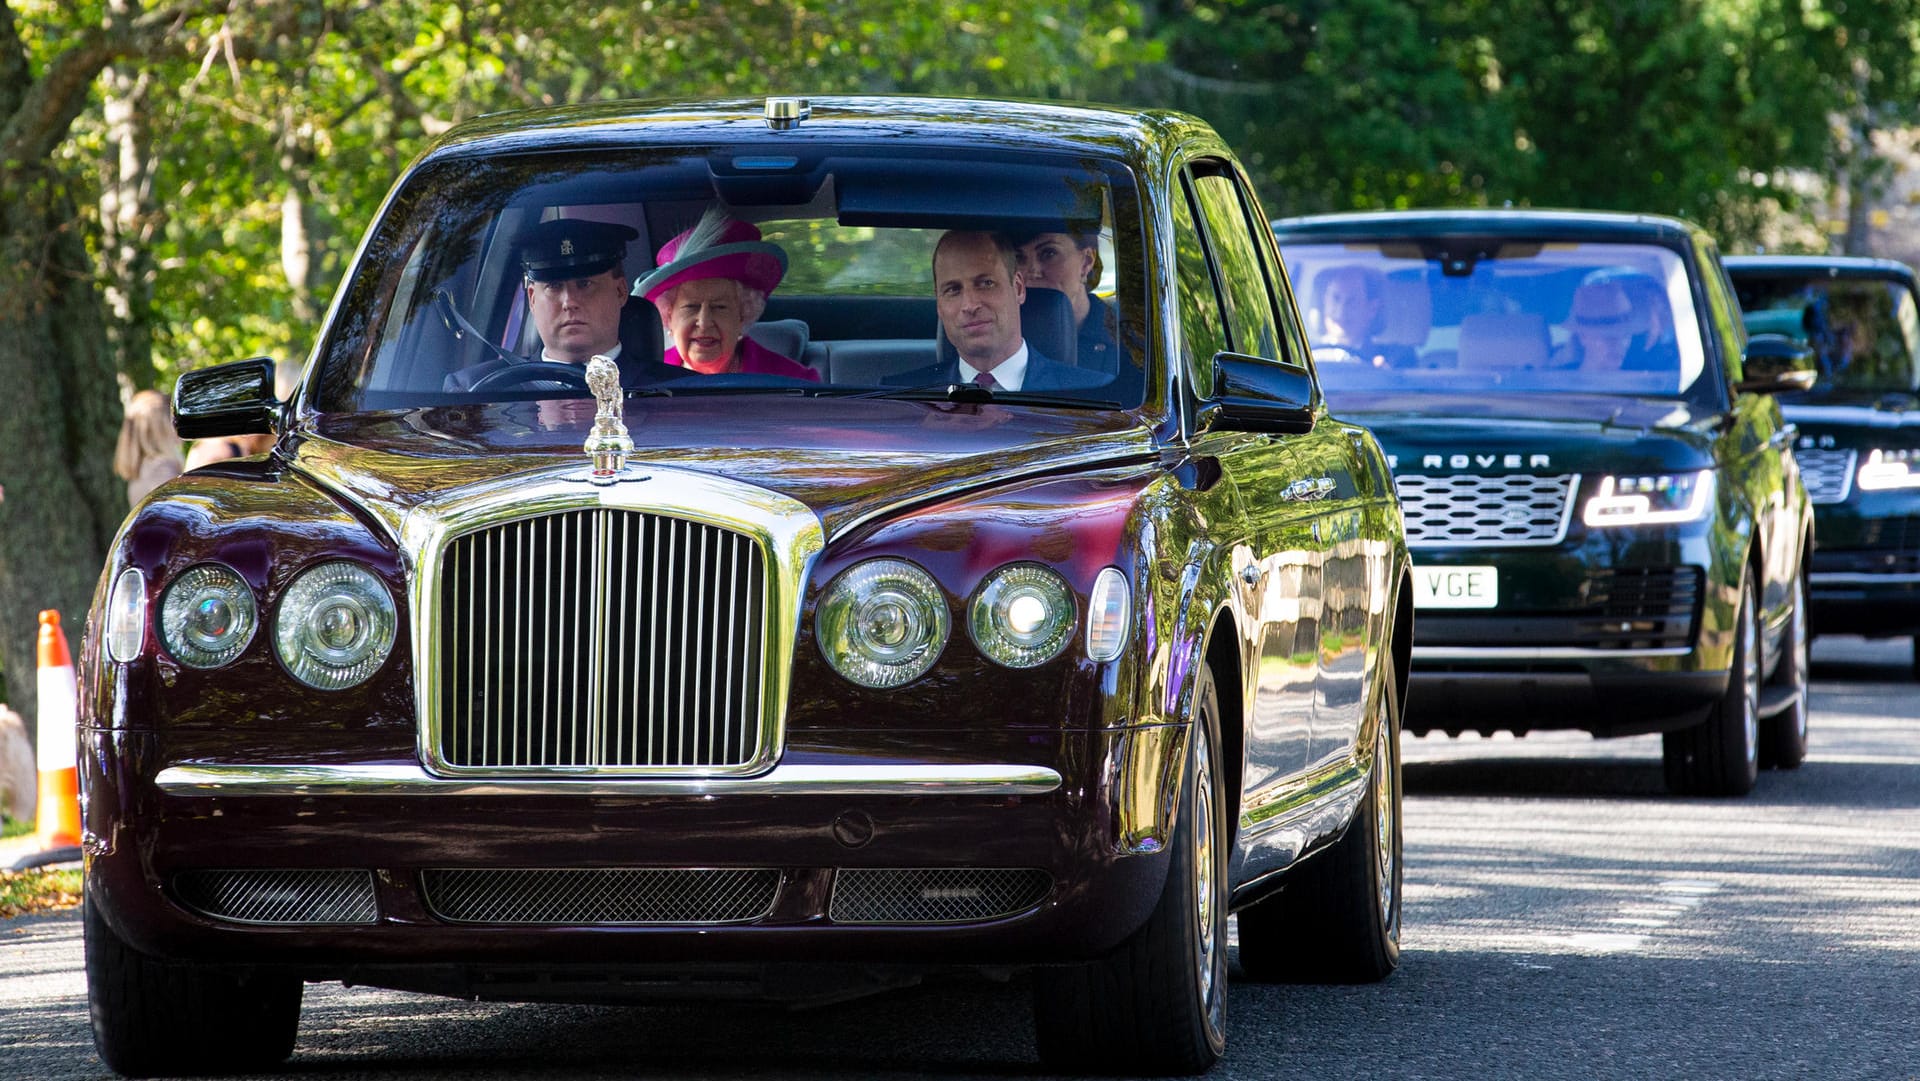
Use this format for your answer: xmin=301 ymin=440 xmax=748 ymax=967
xmin=101 ymin=55 xmax=158 ymax=390
xmin=0 ymin=166 xmax=125 ymax=734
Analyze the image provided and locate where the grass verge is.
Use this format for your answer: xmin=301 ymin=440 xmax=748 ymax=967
xmin=1 ymin=867 xmax=82 ymax=919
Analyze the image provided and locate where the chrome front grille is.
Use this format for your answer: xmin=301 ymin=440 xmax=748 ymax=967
xmin=1796 ymin=448 xmax=1855 ymax=505
xmin=421 ymin=868 xmax=780 ymax=924
xmin=172 ymin=869 xmax=378 ymax=925
xmin=829 ymin=868 xmax=1053 ymax=924
xmin=1394 ymin=473 xmax=1578 ymax=547
xmin=436 ymin=509 xmax=767 ymax=772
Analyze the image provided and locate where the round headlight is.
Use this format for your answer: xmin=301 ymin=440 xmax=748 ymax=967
xmin=970 ymin=564 xmax=1075 ymax=668
xmin=274 ymin=562 xmax=396 ymax=690
xmin=104 ymin=567 xmax=149 ymax=664
xmin=159 ymin=564 xmax=256 ymax=668
xmin=816 ymin=558 xmax=949 ymax=688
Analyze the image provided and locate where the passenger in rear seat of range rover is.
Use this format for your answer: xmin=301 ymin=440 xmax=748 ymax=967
xmin=636 ymin=208 xmax=819 ymax=381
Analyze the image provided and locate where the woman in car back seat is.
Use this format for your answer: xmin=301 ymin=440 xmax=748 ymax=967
xmin=637 ymin=209 xmax=819 ymax=381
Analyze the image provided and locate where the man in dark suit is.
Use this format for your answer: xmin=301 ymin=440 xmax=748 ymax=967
xmin=888 ymin=231 xmax=1111 ymax=393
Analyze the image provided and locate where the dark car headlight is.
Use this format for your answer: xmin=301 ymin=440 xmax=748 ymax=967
xmin=1857 ymin=448 xmax=1920 ymax=491
xmin=273 ymin=562 xmax=396 ymax=689
xmin=1582 ymin=470 xmax=1714 ymax=527
xmin=159 ymin=563 xmax=257 ymax=668
xmin=970 ymin=564 xmax=1075 ymax=668
xmin=816 ymin=558 xmax=949 ymax=688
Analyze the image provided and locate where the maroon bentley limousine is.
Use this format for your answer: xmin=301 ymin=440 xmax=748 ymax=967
xmin=79 ymin=96 xmax=1411 ymax=1076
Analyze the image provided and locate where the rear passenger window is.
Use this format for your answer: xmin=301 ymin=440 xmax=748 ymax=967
xmin=1192 ymin=170 xmax=1283 ymax=362
xmin=1172 ymin=176 xmax=1227 ymax=399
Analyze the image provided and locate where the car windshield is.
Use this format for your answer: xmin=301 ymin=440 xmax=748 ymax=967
xmin=1279 ymin=240 xmax=1713 ymax=403
xmin=312 ymin=145 xmax=1146 ymax=411
xmin=1730 ymin=272 xmax=1920 ymax=394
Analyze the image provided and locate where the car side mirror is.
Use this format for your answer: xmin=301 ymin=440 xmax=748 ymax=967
xmin=173 ymin=356 xmax=280 ymax=439
xmin=1206 ymin=352 xmax=1317 ymax=435
xmin=1736 ymin=334 xmax=1817 ymax=395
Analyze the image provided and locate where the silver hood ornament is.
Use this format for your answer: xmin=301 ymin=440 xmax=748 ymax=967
xmin=582 ymin=353 xmax=634 ymax=484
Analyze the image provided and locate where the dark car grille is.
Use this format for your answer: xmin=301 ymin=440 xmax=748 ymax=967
xmin=829 ymin=868 xmax=1053 ymax=924
xmin=1814 ymin=515 xmax=1920 ymax=574
xmin=1394 ymin=474 xmax=1577 ymax=547
xmin=173 ymin=869 xmax=378 ymax=925
xmin=436 ymin=509 xmax=767 ymax=771
xmin=1796 ymin=448 xmax=1855 ymax=505
xmin=1418 ymin=566 xmax=1701 ymax=650
xmin=421 ymin=868 xmax=780 ymax=924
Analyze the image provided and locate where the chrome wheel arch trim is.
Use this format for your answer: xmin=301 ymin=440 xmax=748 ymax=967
xmin=154 ymin=761 xmax=1061 ymax=797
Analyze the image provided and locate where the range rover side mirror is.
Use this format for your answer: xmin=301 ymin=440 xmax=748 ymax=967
xmin=1206 ymin=352 xmax=1317 ymax=435
xmin=173 ymin=356 xmax=280 ymax=439
xmin=1736 ymin=334 xmax=1817 ymax=395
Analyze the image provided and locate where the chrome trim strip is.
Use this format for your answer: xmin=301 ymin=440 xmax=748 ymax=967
xmin=1810 ymin=571 xmax=1920 ymax=586
xmin=1413 ymin=645 xmax=1692 ymax=661
xmin=400 ymin=465 xmax=824 ymax=779
xmin=155 ymin=762 xmax=1063 ymax=797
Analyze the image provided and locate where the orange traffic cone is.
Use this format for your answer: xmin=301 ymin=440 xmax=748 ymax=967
xmin=33 ymin=609 xmax=81 ymax=858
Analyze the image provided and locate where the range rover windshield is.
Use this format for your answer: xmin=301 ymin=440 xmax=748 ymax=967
xmin=1281 ymin=241 xmax=1713 ymax=405
xmin=1732 ymin=273 xmax=1920 ymax=394
xmin=313 ymin=146 xmax=1146 ymax=411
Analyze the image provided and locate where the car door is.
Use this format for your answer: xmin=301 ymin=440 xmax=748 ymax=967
xmin=1177 ymin=161 xmax=1337 ymax=807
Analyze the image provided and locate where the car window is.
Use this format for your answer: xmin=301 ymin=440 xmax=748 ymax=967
xmin=1733 ymin=273 xmax=1920 ymax=394
xmin=1171 ymin=174 xmax=1227 ymax=400
xmin=1190 ymin=169 xmax=1282 ymax=362
xmin=313 ymin=147 xmax=1146 ymax=411
xmin=1279 ymin=239 xmax=1714 ymax=405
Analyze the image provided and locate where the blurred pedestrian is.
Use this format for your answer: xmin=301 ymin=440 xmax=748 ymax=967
xmin=114 ymin=389 xmax=184 ymax=504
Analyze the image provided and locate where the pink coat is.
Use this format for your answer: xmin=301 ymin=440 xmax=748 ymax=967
xmin=664 ymin=336 xmax=819 ymax=381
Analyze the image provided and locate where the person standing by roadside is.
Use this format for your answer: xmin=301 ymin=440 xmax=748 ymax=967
xmin=113 ymin=389 xmax=183 ymax=504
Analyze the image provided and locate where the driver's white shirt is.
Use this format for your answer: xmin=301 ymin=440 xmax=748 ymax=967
xmin=958 ymin=341 xmax=1029 ymax=390
xmin=540 ymin=344 xmax=622 ymax=365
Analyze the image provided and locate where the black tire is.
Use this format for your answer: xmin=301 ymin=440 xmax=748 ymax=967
xmin=1664 ymin=572 xmax=1761 ymax=796
xmin=85 ymin=886 xmax=302 ymax=1077
xmin=1909 ymin=635 xmax=1920 ymax=680
xmin=1033 ymin=665 xmax=1228 ymax=1075
xmin=1237 ymin=676 xmax=1402 ymax=983
xmin=1759 ymin=571 xmax=1810 ymax=770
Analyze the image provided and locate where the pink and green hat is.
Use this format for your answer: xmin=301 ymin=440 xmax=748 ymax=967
xmin=636 ymin=213 xmax=787 ymax=301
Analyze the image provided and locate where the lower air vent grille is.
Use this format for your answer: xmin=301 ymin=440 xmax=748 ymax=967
xmin=421 ymin=868 xmax=780 ymax=925
xmin=830 ymin=868 xmax=1053 ymax=924
xmin=173 ymin=869 xmax=378 ymax=925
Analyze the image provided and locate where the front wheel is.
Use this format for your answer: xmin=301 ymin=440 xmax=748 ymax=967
xmin=85 ymin=886 xmax=302 ymax=1077
xmin=1033 ymin=665 xmax=1228 ymax=1075
xmin=1237 ymin=676 xmax=1402 ymax=983
xmin=1664 ymin=571 xmax=1761 ymax=796
xmin=1759 ymin=571 xmax=1810 ymax=770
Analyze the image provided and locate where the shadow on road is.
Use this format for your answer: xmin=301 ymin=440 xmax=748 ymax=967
xmin=1403 ymin=756 xmax=1668 ymax=798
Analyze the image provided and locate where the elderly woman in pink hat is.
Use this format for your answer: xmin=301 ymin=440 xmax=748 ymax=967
xmin=636 ymin=210 xmax=819 ymax=381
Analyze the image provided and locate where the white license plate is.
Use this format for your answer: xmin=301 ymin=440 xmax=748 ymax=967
xmin=1413 ymin=565 xmax=1498 ymax=609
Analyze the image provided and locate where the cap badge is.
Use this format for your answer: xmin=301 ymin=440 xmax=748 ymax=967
xmin=560 ymin=238 xmax=574 ymax=256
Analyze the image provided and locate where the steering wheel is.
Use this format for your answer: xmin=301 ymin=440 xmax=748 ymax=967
xmin=468 ymin=361 xmax=592 ymax=393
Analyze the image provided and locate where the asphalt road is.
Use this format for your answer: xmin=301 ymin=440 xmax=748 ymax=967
xmin=4 ymin=636 xmax=1916 ymax=1080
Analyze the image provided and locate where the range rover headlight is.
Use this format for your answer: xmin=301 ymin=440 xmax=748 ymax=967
xmin=159 ymin=563 xmax=256 ymax=668
xmin=970 ymin=564 xmax=1075 ymax=668
xmin=1857 ymin=448 xmax=1920 ymax=491
xmin=1582 ymin=470 xmax=1714 ymax=527
xmin=273 ymin=562 xmax=396 ymax=690
xmin=816 ymin=558 xmax=949 ymax=688
xmin=104 ymin=567 xmax=148 ymax=663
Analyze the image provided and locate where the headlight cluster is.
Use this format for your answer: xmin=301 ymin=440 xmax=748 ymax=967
xmin=816 ymin=559 xmax=1130 ymax=689
xmin=1582 ymin=470 xmax=1714 ymax=527
xmin=1856 ymin=448 xmax=1920 ymax=492
xmin=131 ymin=560 xmax=395 ymax=690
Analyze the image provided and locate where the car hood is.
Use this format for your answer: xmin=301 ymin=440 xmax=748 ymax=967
xmin=1783 ymin=391 xmax=1920 ymax=437
xmin=293 ymin=398 xmax=1157 ymax=544
xmin=1329 ymin=391 xmax=1720 ymax=473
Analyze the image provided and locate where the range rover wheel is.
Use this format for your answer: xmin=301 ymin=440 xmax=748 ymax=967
xmin=1237 ymin=676 xmax=1402 ymax=983
xmin=1664 ymin=572 xmax=1761 ymax=796
xmin=1759 ymin=571 xmax=1810 ymax=770
xmin=1033 ymin=664 xmax=1228 ymax=1075
xmin=85 ymin=886 xmax=301 ymax=1077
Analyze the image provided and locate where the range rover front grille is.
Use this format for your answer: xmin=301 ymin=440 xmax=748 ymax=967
xmin=436 ymin=509 xmax=767 ymax=772
xmin=1394 ymin=473 xmax=1578 ymax=547
xmin=1796 ymin=448 xmax=1855 ymax=505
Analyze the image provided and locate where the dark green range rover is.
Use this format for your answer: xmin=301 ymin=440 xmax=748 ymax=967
xmin=1725 ymin=255 xmax=1920 ymax=672
xmin=1276 ymin=210 xmax=1815 ymax=795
